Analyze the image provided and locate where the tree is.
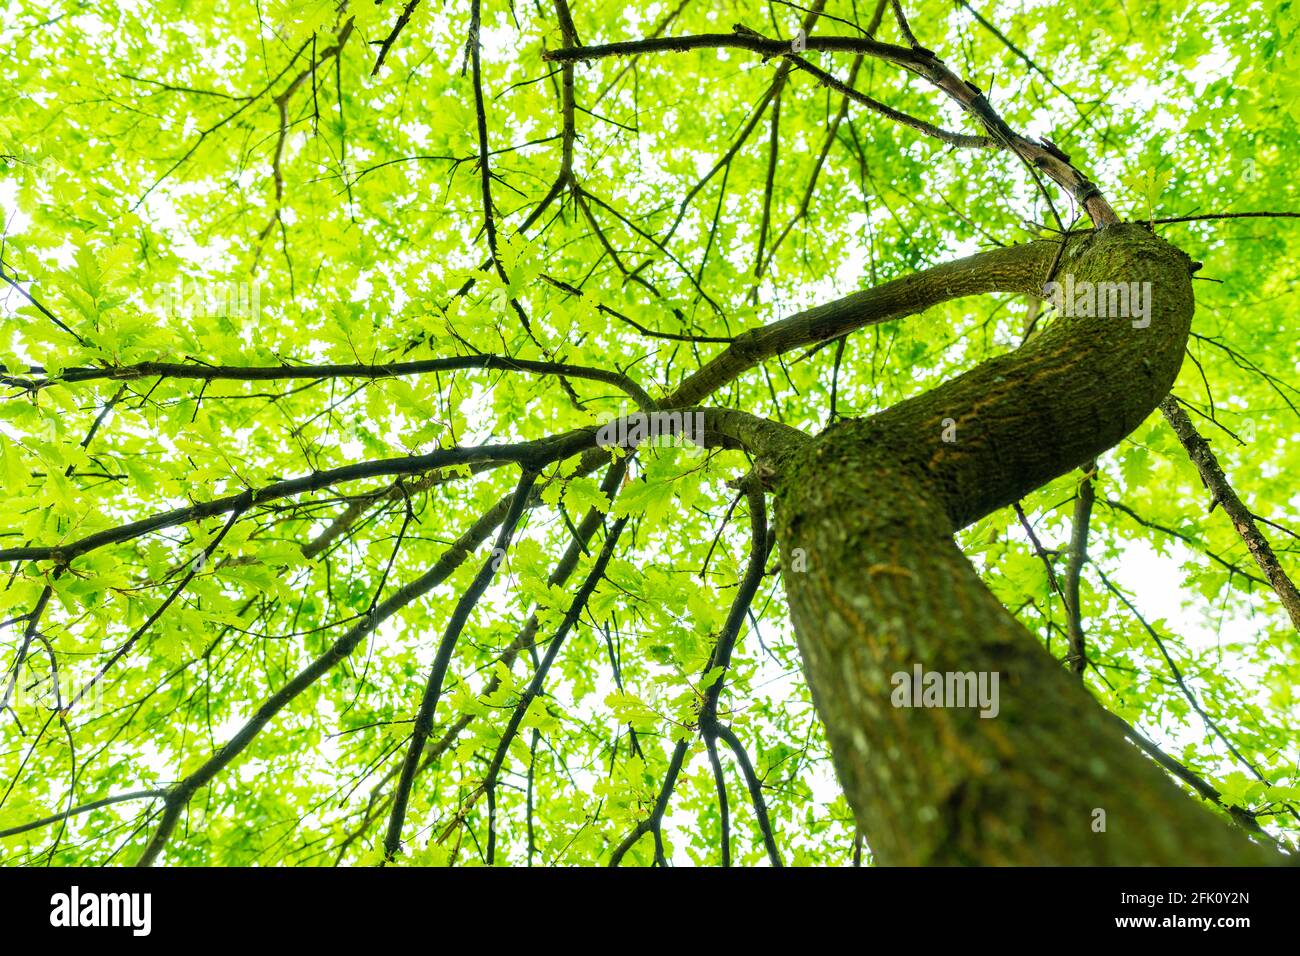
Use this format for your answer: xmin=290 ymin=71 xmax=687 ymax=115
xmin=0 ymin=0 xmax=1296 ymax=866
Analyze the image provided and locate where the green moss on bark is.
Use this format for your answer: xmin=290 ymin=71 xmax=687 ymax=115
xmin=774 ymin=226 xmax=1281 ymax=865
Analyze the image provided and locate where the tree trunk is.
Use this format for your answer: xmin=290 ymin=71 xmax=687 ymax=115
xmin=772 ymin=224 xmax=1280 ymax=864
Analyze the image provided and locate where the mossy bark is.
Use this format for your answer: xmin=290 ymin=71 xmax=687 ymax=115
xmin=773 ymin=224 xmax=1280 ymax=864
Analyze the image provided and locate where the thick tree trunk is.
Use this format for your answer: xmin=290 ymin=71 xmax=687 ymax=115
xmin=773 ymin=224 xmax=1280 ymax=864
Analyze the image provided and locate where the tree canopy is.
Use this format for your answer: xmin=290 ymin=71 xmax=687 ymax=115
xmin=1 ymin=0 xmax=1297 ymax=866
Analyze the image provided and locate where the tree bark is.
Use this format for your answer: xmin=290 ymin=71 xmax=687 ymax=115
xmin=772 ymin=223 xmax=1281 ymax=864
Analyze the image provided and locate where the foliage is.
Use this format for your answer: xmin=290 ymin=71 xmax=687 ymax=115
xmin=0 ymin=0 xmax=1297 ymax=865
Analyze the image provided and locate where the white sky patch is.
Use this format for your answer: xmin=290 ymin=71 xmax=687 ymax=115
xmin=1186 ymin=46 xmax=1240 ymax=96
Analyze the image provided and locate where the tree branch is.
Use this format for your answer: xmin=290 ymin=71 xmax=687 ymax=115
xmin=1160 ymin=397 xmax=1300 ymax=634
xmin=383 ymin=468 xmax=537 ymax=860
xmin=5 ymin=354 xmax=655 ymax=409
xmin=545 ymin=27 xmax=1116 ymax=224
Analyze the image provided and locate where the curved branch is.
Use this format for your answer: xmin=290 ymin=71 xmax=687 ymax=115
xmin=734 ymin=24 xmax=994 ymax=150
xmin=3 ymin=355 xmax=656 ymax=410
xmin=1 ymin=407 xmax=794 ymax=566
xmin=545 ymin=28 xmax=1117 ymax=224
xmin=0 ymin=440 xmax=564 ymax=565
xmin=668 ymin=240 xmax=1062 ymax=407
